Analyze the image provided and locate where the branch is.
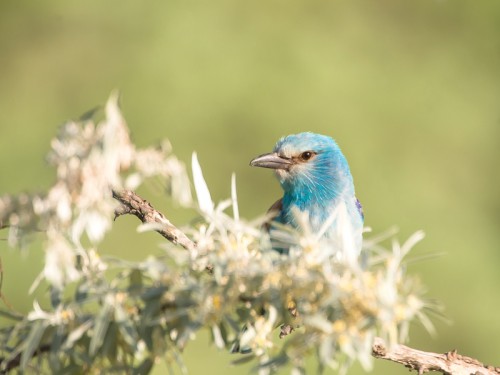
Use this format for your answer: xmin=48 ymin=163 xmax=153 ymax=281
xmin=112 ymin=189 xmax=213 ymax=272
xmin=372 ymin=337 xmax=500 ymax=375
xmin=0 ymin=345 xmax=51 ymax=374
xmin=112 ymin=189 xmax=195 ymax=251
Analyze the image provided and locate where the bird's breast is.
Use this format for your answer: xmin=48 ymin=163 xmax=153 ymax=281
xmin=280 ymin=195 xmax=363 ymax=259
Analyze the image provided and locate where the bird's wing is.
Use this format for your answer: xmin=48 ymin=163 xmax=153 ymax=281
xmin=263 ymin=198 xmax=283 ymax=231
xmin=355 ymin=197 xmax=364 ymax=221
xmin=267 ymin=198 xmax=283 ymax=216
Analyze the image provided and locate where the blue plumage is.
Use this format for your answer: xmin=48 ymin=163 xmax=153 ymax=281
xmin=250 ymin=132 xmax=364 ymax=259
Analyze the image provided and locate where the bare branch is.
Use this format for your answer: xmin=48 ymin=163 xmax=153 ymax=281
xmin=112 ymin=189 xmax=213 ymax=272
xmin=372 ymin=337 xmax=500 ymax=375
xmin=0 ymin=257 xmax=16 ymax=313
xmin=0 ymin=345 xmax=51 ymax=374
xmin=112 ymin=189 xmax=195 ymax=250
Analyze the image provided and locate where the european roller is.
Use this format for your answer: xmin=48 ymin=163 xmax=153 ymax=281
xmin=250 ymin=132 xmax=364 ymax=261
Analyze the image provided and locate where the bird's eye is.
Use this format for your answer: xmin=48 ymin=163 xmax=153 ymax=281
xmin=299 ymin=151 xmax=315 ymax=161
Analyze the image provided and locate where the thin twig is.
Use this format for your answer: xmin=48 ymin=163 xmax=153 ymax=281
xmin=112 ymin=189 xmax=212 ymax=272
xmin=372 ymin=337 xmax=500 ymax=375
xmin=0 ymin=344 xmax=51 ymax=374
xmin=0 ymin=257 xmax=16 ymax=313
xmin=112 ymin=189 xmax=195 ymax=250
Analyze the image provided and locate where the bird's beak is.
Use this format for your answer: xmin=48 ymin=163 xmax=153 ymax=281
xmin=250 ymin=152 xmax=292 ymax=170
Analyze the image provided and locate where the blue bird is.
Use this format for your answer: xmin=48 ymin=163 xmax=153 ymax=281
xmin=250 ymin=132 xmax=364 ymax=260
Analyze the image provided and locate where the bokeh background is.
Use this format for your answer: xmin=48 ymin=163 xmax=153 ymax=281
xmin=1 ymin=1 xmax=500 ymax=374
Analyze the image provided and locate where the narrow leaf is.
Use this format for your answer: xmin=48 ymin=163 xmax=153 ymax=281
xmin=90 ymin=303 xmax=113 ymax=356
xmin=231 ymin=173 xmax=239 ymax=221
xmin=211 ymin=324 xmax=225 ymax=349
xmin=133 ymin=358 xmax=154 ymax=375
xmin=63 ymin=319 xmax=93 ymax=350
xmin=116 ymin=305 xmax=138 ymax=350
xmin=21 ymin=320 xmax=47 ymax=370
xmin=191 ymin=152 xmax=213 ymax=215
xmin=231 ymin=354 xmax=256 ymax=366
xmin=0 ymin=308 xmax=24 ymax=321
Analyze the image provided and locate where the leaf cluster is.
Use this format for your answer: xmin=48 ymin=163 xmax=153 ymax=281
xmin=0 ymin=94 xmax=435 ymax=374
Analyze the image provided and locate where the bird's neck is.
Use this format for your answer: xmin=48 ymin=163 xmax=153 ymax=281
xmin=283 ymin=184 xmax=341 ymax=210
xmin=281 ymin=174 xmax=353 ymax=218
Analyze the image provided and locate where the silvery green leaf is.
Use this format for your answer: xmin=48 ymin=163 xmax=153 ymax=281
xmin=215 ymin=198 xmax=232 ymax=213
xmin=416 ymin=309 xmax=437 ymax=337
xmin=101 ymin=322 xmax=118 ymax=361
xmin=142 ymin=285 xmax=168 ymax=301
xmin=161 ymin=246 xmax=189 ymax=265
xmin=291 ymin=366 xmax=306 ymax=375
xmin=89 ymin=302 xmax=114 ymax=356
xmin=140 ymin=325 xmax=156 ymax=353
xmin=0 ymin=308 xmax=24 ymax=321
xmin=129 ymin=268 xmax=143 ymax=290
xmin=173 ymin=348 xmax=188 ymax=375
xmin=303 ymin=314 xmax=333 ymax=334
xmin=63 ymin=319 xmax=93 ymax=350
xmin=230 ymin=354 xmax=256 ymax=366
xmin=151 ymin=325 xmax=167 ymax=357
xmin=400 ymin=230 xmax=425 ymax=258
xmin=318 ymin=335 xmax=335 ymax=367
xmin=27 ymin=300 xmax=51 ymax=322
xmin=231 ymin=173 xmax=239 ymax=221
xmin=211 ymin=324 xmax=225 ymax=349
xmin=28 ymin=272 xmax=44 ymax=295
xmin=223 ymin=316 xmax=241 ymax=334
xmin=176 ymin=322 xmax=199 ymax=349
xmin=21 ymin=320 xmax=47 ymax=370
xmin=48 ymin=325 xmax=65 ymax=371
xmin=141 ymin=298 xmax=161 ymax=323
xmin=50 ymin=286 xmax=62 ymax=308
xmin=75 ymin=282 xmax=89 ymax=302
xmin=116 ymin=305 xmax=138 ymax=350
xmin=191 ymin=152 xmax=213 ymax=215
xmin=125 ymin=172 xmax=142 ymax=190
xmin=356 ymin=338 xmax=374 ymax=371
xmin=133 ymin=358 xmax=154 ymax=375
xmin=60 ymin=363 xmax=85 ymax=374
xmin=255 ymin=354 xmax=288 ymax=372
xmin=141 ymin=257 xmax=169 ymax=281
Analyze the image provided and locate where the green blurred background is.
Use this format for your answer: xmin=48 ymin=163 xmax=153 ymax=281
xmin=1 ymin=1 xmax=499 ymax=373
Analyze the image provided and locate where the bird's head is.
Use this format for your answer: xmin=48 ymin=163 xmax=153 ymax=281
xmin=250 ymin=132 xmax=353 ymax=197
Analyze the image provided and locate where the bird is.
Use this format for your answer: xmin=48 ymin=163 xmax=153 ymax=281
xmin=250 ymin=132 xmax=364 ymax=261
